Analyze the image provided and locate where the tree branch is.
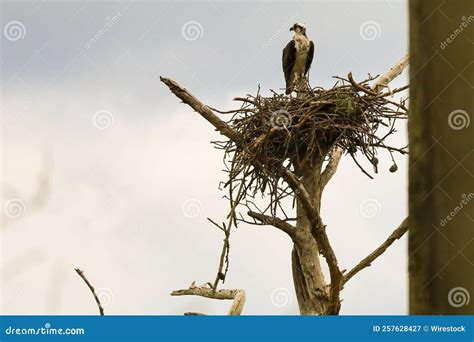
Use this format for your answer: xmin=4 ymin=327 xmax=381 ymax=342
xmin=207 ymin=218 xmax=231 ymax=290
xmin=74 ymin=268 xmax=104 ymax=316
xmin=281 ymin=169 xmax=342 ymax=314
xmin=343 ymin=217 xmax=408 ymax=284
xmin=171 ymin=282 xmax=246 ymax=315
xmin=160 ymin=76 xmax=242 ymax=142
xmin=320 ymin=148 xmax=344 ymax=190
xmin=247 ymin=211 xmax=296 ymax=239
xmin=372 ymin=54 xmax=409 ymax=93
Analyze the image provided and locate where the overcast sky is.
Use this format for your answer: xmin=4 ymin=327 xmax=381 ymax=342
xmin=1 ymin=0 xmax=409 ymax=315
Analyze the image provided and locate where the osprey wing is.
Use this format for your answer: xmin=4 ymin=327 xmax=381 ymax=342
xmin=282 ymin=40 xmax=296 ymax=90
xmin=305 ymin=41 xmax=315 ymax=76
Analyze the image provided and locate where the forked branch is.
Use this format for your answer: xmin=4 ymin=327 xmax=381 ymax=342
xmin=171 ymin=282 xmax=246 ymax=315
xmin=282 ymin=169 xmax=342 ymax=314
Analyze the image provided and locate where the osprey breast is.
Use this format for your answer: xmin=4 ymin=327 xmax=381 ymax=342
xmin=293 ymin=36 xmax=310 ymax=75
xmin=294 ymin=36 xmax=310 ymax=51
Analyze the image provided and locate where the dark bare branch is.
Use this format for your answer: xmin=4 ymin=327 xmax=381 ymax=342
xmin=247 ymin=211 xmax=296 ymax=239
xmin=206 ymin=219 xmax=231 ymax=290
xmin=160 ymin=76 xmax=242 ymax=141
xmin=343 ymin=217 xmax=408 ymax=284
xmin=348 ymin=72 xmax=377 ymax=96
xmin=74 ymin=268 xmax=104 ymax=316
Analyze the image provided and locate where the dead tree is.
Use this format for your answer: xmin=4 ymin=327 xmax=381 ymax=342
xmin=162 ymin=55 xmax=409 ymax=315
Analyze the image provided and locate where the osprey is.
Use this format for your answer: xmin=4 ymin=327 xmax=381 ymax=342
xmin=282 ymin=23 xmax=314 ymax=94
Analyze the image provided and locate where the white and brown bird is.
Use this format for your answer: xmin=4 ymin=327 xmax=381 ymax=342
xmin=282 ymin=23 xmax=315 ymax=94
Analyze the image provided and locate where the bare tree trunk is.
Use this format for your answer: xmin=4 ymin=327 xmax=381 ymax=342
xmin=291 ymin=240 xmax=327 ymax=315
xmin=409 ymin=0 xmax=474 ymax=314
xmin=291 ymin=159 xmax=329 ymax=315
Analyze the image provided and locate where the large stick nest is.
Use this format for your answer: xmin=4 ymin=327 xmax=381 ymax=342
xmin=212 ymin=74 xmax=408 ymax=221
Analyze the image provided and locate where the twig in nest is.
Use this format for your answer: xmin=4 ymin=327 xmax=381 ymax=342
xmin=74 ymin=268 xmax=104 ymax=316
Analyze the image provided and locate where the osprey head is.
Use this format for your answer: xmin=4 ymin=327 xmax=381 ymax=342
xmin=290 ymin=23 xmax=307 ymax=35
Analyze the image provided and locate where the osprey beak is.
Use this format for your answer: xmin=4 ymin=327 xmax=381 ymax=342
xmin=289 ymin=27 xmax=294 ymax=31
